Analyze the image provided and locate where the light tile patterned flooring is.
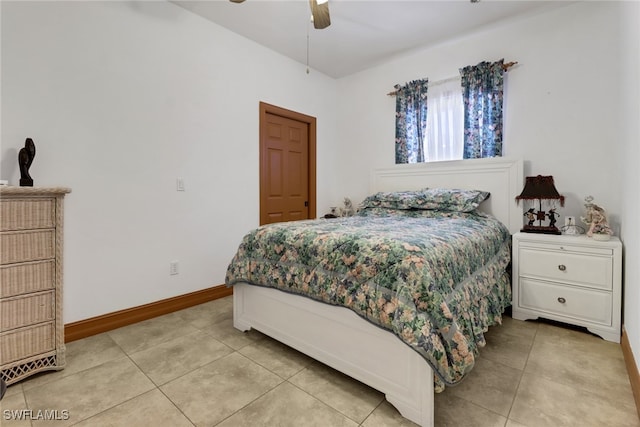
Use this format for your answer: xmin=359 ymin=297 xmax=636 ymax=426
xmin=2 ymin=296 xmax=639 ymax=427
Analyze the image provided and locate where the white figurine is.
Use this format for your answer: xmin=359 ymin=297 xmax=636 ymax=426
xmin=339 ymin=197 xmax=355 ymax=217
xmin=581 ymin=196 xmax=613 ymax=238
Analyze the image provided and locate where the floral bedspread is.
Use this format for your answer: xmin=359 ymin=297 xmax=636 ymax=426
xmin=225 ymin=208 xmax=511 ymax=391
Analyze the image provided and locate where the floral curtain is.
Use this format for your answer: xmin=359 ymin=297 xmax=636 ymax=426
xmin=394 ymin=79 xmax=429 ymax=164
xmin=459 ymin=59 xmax=505 ymax=159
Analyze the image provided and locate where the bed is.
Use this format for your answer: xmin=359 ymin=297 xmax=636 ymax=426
xmin=226 ymin=157 xmax=523 ymax=427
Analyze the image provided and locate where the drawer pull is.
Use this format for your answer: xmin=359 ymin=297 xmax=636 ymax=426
xmin=557 ymin=297 xmax=566 ymax=304
xmin=558 ymin=264 xmax=567 ymax=271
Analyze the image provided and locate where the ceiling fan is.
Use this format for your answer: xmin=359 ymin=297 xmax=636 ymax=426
xmin=229 ymin=0 xmax=331 ymax=30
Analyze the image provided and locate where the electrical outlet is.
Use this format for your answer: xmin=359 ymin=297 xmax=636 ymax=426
xmin=176 ymin=178 xmax=185 ymax=192
xmin=169 ymin=261 xmax=179 ymax=275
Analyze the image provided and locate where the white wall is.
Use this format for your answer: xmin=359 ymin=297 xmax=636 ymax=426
xmin=333 ymin=1 xmax=639 ymax=362
xmin=335 ymin=2 xmax=627 ymax=223
xmin=2 ymin=0 xmax=638 ymax=369
xmin=0 ymin=1 xmax=339 ymax=322
xmin=619 ymin=0 xmax=640 ymax=370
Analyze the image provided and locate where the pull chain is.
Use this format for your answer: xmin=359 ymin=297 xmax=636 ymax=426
xmin=306 ymin=16 xmax=311 ymax=74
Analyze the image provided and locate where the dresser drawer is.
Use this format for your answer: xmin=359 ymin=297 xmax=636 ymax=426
xmin=0 ymin=198 xmax=55 ymax=231
xmin=519 ymin=278 xmax=612 ymax=326
xmin=0 ymin=229 xmax=55 ymax=265
xmin=519 ymin=248 xmax=612 ymax=291
xmin=1 ymin=291 xmax=55 ymax=330
xmin=0 ymin=260 xmax=55 ymax=298
xmin=0 ymin=322 xmax=55 ymax=365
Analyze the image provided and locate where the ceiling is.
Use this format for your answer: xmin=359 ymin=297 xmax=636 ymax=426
xmin=171 ymin=0 xmax=568 ymax=78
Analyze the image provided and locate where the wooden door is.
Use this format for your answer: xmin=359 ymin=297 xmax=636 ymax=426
xmin=260 ymin=102 xmax=316 ymax=225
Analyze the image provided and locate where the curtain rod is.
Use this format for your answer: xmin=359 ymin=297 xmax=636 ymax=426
xmin=387 ymin=61 xmax=518 ymax=96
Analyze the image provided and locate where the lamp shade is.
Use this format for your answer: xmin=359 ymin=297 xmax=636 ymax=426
xmin=516 ymin=175 xmax=565 ymax=206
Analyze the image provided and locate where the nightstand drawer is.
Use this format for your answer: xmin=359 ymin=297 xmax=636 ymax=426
xmin=517 ymin=241 xmax=613 ymax=256
xmin=519 ymin=278 xmax=612 ymax=326
xmin=1 ymin=291 xmax=55 ymax=330
xmin=519 ymin=248 xmax=612 ymax=291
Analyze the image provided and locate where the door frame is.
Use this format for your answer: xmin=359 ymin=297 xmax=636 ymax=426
xmin=259 ymin=101 xmax=317 ymax=225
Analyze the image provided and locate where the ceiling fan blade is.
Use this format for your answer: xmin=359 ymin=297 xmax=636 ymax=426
xmin=309 ymin=0 xmax=331 ymax=30
xmin=229 ymin=0 xmax=246 ymax=3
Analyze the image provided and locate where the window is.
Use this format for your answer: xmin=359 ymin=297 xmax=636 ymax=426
xmin=394 ymin=78 xmax=463 ymax=164
xmin=424 ymin=78 xmax=463 ymax=162
xmin=395 ymin=59 xmax=507 ymax=164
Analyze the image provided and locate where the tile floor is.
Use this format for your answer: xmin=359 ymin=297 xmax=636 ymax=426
xmin=1 ymin=296 xmax=638 ymax=427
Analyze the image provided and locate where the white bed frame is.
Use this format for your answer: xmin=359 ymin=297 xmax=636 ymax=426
xmin=233 ymin=158 xmax=523 ymax=426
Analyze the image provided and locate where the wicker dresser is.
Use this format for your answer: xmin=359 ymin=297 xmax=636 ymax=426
xmin=0 ymin=186 xmax=71 ymax=385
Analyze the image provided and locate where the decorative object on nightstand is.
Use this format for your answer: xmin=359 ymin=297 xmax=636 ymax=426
xmin=512 ymin=232 xmax=622 ymax=342
xmin=18 ymin=138 xmax=36 ymax=187
xmin=515 ymin=175 xmax=565 ymax=235
xmin=581 ymin=195 xmax=613 ymax=240
xmin=0 ymin=186 xmax=71 ymax=385
xmin=323 ymin=206 xmax=339 ymax=219
xmin=560 ymin=216 xmax=584 ymax=235
xmin=338 ymin=197 xmax=355 ymax=217
xmin=324 ymin=198 xmax=356 ymax=218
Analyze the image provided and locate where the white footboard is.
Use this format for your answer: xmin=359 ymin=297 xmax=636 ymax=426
xmin=233 ymin=282 xmax=434 ymax=427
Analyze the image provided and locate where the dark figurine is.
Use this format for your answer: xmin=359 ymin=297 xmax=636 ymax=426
xmin=524 ymin=208 xmax=536 ymax=226
xmin=547 ymin=208 xmax=559 ymax=228
xmin=18 ymin=138 xmax=36 ymax=187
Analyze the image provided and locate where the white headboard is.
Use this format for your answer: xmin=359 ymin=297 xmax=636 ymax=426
xmin=371 ymin=158 xmax=524 ymax=234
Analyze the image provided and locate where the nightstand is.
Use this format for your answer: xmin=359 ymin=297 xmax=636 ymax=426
xmin=512 ymin=232 xmax=622 ymax=342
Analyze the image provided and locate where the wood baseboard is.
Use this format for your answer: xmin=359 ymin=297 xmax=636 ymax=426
xmin=64 ymin=285 xmax=233 ymax=343
xmin=621 ymin=325 xmax=640 ymax=420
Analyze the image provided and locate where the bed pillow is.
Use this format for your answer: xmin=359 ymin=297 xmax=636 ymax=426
xmin=358 ymin=189 xmax=430 ymax=210
xmin=359 ymin=188 xmax=490 ymax=212
xmin=358 ymin=207 xmax=480 ymax=219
